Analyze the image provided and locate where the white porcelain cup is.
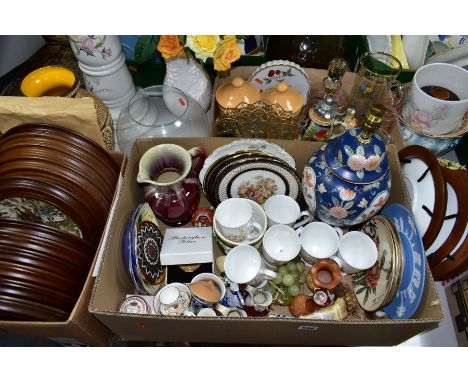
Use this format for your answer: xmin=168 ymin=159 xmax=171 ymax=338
xmin=296 ymin=222 xmax=343 ymax=265
xmin=263 ymin=195 xmax=311 ymax=227
xmin=331 ymin=231 xmax=378 ymax=274
xmin=262 ymin=224 xmax=301 ymax=266
xmin=401 ymin=63 xmax=468 ymax=134
xmin=224 ymin=245 xmax=277 ymax=286
xmin=215 ymin=198 xmax=263 ymax=242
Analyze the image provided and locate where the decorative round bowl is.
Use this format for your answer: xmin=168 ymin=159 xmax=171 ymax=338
xmin=20 ymin=65 xmax=79 ymax=98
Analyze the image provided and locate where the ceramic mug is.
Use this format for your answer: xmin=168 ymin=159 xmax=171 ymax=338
xmin=224 ymin=245 xmax=277 ymax=287
xmin=214 ymin=198 xmax=263 ymax=242
xmin=401 ymin=63 xmax=468 ymax=135
xmin=296 ymin=222 xmax=343 ymax=265
xmin=263 ymin=194 xmax=311 ymax=227
xmin=332 ymin=231 xmax=378 ymax=274
xmin=262 ymin=224 xmax=301 ymax=266
xmin=190 ymin=273 xmax=226 ymax=305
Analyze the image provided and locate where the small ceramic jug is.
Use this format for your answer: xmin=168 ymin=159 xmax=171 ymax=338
xmin=137 ymin=144 xmax=207 ymax=226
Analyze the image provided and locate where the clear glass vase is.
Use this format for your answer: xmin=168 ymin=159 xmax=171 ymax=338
xmin=116 ymin=85 xmax=210 ymax=155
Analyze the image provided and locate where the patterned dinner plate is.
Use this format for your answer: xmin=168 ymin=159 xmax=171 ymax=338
xmin=381 ymin=203 xmax=426 ymax=319
xmin=213 ymin=158 xmax=301 ymax=206
xmin=352 ymin=215 xmax=399 ymax=312
xmin=199 ymin=139 xmax=296 ymax=186
xmin=248 ymin=60 xmax=311 ymax=103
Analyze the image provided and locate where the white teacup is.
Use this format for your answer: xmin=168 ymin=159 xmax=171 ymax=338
xmin=296 ymin=222 xmax=343 ymax=265
xmin=154 ymin=283 xmax=192 ymax=316
xmin=332 ymin=231 xmax=378 ymax=274
xmin=215 ymin=198 xmax=263 ymax=242
xmin=262 ymin=224 xmax=301 ymax=266
xmin=224 ymin=245 xmax=277 ymax=287
xmin=401 ymin=63 xmax=468 ymax=135
xmin=263 ymin=195 xmax=311 ymax=227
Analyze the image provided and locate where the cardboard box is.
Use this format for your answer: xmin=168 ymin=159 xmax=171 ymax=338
xmin=445 ymin=271 xmax=468 ymax=347
xmin=89 ymin=138 xmax=444 ymax=346
xmin=0 ymin=152 xmax=126 ymax=347
xmin=211 ymin=67 xmax=406 ymax=151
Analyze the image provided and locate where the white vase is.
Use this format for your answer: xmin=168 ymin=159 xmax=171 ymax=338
xmin=69 ymin=35 xmax=136 ymax=121
xmin=163 ymin=56 xmax=212 ymax=112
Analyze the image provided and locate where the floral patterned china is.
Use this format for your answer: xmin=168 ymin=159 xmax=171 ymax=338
xmin=352 ymin=215 xmax=403 ymax=312
xmin=248 ymin=60 xmax=311 ymax=104
xmin=303 ymin=105 xmax=391 ymax=227
xmin=210 ymin=156 xmax=301 ymax=206
xmin=153 ymin=283 xmax=192 ymax=316
xmin=381 ymin=203 xmax=426 ymax=319
xmin=199 ymin=139 xmax=296 ymax=187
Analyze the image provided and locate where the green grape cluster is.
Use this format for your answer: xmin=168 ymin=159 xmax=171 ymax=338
xmin=265 ymin=259 xmax=307 ymax=306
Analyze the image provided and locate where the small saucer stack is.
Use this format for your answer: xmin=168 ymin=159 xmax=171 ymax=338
xmin=398 ymin=145 xmax=468 ymax=281
xmin=0 ymin=123 xmax=120 ymax=321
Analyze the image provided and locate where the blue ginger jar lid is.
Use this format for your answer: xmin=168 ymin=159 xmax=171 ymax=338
xmin=324 ymin=105 xmax=389 ymax=184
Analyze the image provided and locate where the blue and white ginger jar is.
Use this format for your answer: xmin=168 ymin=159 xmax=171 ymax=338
xmin=303 ymin=106 xmax=392 ymax=227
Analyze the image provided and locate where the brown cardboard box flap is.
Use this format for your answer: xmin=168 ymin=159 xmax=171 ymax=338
xmin=0 ymin=96 xmax=105 ymax=148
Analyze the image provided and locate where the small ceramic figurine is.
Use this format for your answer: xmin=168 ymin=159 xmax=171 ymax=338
xmin=303 ymin=104 xmax=392 ymax=227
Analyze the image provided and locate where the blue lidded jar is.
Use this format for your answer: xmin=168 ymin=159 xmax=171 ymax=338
xmin=303 ymin=104 xmax=392 ymax=227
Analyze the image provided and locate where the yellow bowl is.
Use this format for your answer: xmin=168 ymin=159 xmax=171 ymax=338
xmin=20 ymin=65 xmax=79 ymax=97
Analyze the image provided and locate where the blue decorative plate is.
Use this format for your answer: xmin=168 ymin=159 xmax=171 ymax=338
xmin=381 ymin=203 xmax=426 ymax=319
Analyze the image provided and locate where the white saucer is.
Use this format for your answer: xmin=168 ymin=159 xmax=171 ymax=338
xmin=401 ymin=157 xmax=436 ymax=237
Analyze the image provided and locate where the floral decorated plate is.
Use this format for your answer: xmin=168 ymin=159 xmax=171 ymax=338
xmin=213 ymin=158 xmax=301 ymax=206
xmin=248 ymin=60 xmax=311 ymax=103
xmin=199 ymin=139 xmax=295 ymax=186
xmin=381 ymin=203 xmax=426 ymax=319
xmin=352 ymin=215 xmax=401 ymax=312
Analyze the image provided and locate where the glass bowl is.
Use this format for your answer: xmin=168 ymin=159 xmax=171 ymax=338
xmin=116 ymin=85 xmax=210 ymax=155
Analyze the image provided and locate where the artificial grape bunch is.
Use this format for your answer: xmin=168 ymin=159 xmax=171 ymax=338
xmin=265 ymin=258 xmax=308 ymax=306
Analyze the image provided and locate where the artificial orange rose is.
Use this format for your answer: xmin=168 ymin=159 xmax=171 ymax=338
xmin=157 ymin=35 xmax=185 ymax=59
xmin=213 ymin=35 xmax=241 ymax=71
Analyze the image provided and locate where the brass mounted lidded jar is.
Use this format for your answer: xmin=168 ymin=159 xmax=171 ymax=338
xmin=303 ymin=104 xmax=392 ymax=227
xmin=214 ymin=75 xmax=306 ymax=139
xmin=302 ymin=57 xmax=356 ymax=142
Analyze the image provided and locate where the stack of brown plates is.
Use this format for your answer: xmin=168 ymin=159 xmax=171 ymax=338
xmin=0 ymin=123 xmax=120 ymax=321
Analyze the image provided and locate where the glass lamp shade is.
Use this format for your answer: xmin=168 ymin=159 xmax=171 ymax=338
xmin=117 ymin=85 xmax=210 ymax=155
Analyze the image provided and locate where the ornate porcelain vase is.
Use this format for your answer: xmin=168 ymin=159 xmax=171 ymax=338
xmin=303 ymin=105 xmax=392 ymax=227
xmin=137 ymin=144 xmax=207 ymax=226
xmin=163 ymin=56 xmax=212 ymax=112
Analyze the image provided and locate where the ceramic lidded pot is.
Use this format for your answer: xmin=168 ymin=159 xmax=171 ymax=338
xmin=260 ymin=82 xmax=304 ymax=113
xmin=215 ymin=77 xmax=260 ymax=109
xmin=303 ymin=104 xmax=391 ymax=227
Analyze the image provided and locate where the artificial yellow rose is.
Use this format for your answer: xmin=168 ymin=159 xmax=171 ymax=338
xmin=213 ymin=35 xmax=241 ymax=71
xmin=186 ymin=35 xmax=220 ymax=62
xmin=157 ymin=35 xmax=186 ymax=59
